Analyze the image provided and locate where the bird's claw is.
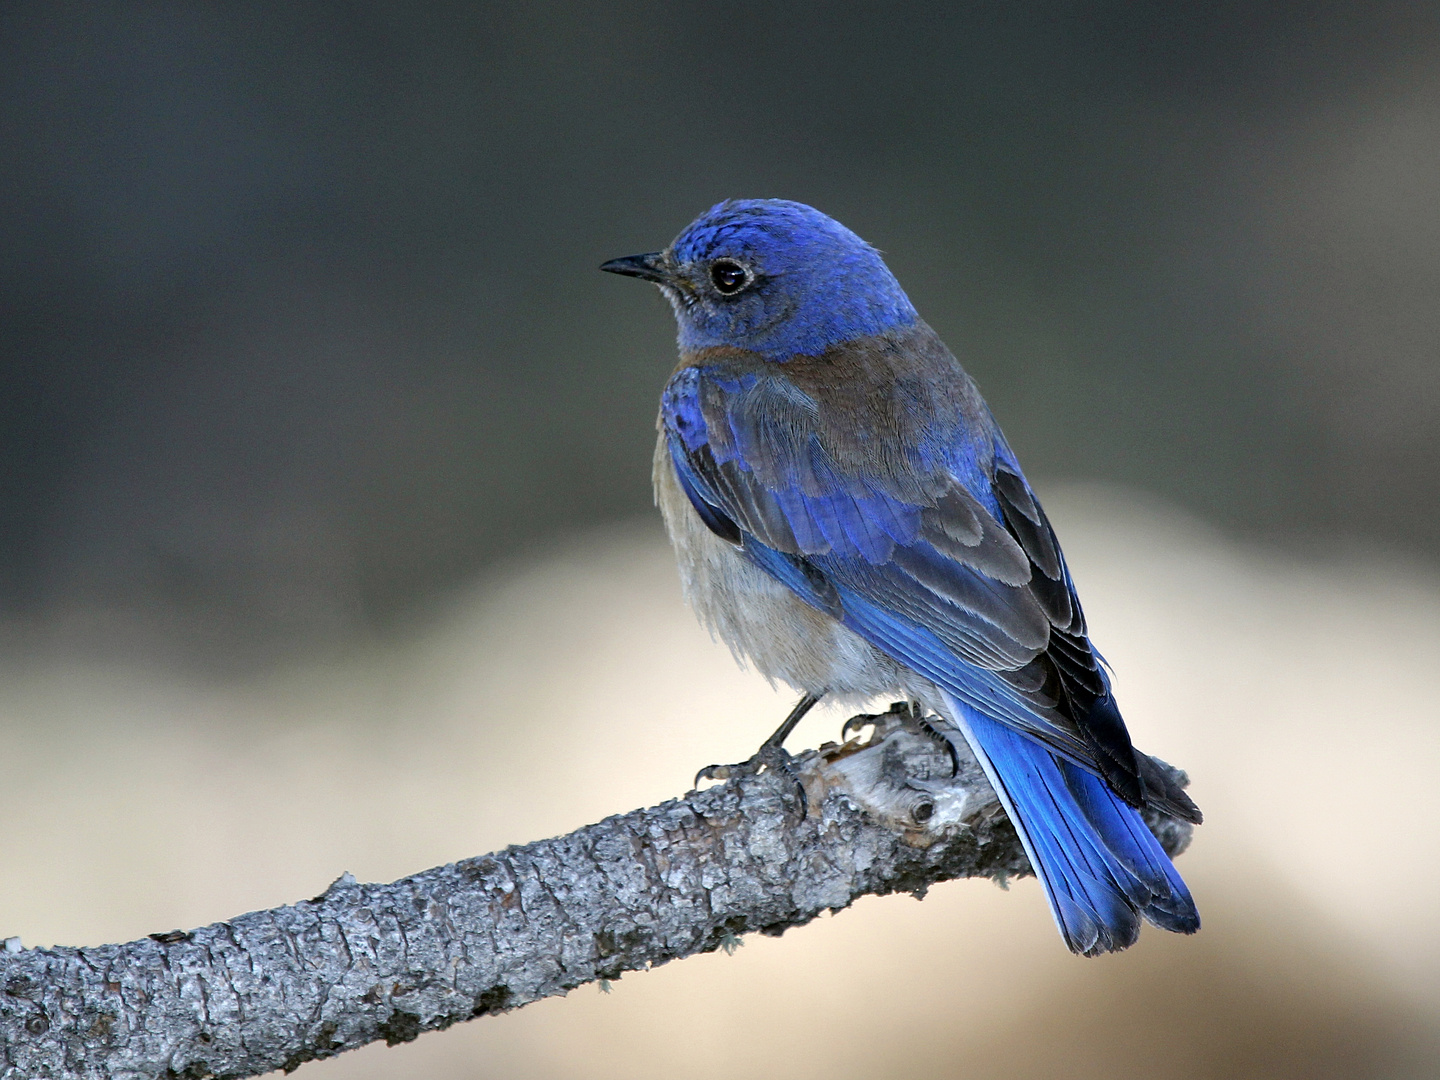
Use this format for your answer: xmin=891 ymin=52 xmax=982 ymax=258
xmin=694 ymin=762 xmax=736 ymax=787
xmin=694 ymin=743 xmax=808 ymax=819
xmin=841 ymin=700 xmax=921 ymax=742
xmin=840 ymin=700 xmax=960 ymax=777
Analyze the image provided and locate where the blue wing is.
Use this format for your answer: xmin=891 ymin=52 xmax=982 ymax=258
xmin=661 ymin=339 xmax=1199 ymax=953
xmin=662 ymin=355 xmax=1163 ymax=801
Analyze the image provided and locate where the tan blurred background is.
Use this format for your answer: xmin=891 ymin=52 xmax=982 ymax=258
xmin=3 ymin=492 xmax=1438 ymax=1078
xmin=3 ymin=3 xmax=1440 ymax=1077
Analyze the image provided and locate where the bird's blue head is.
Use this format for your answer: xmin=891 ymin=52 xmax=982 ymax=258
xmin=601 ymin=199 xmax=918 ymax=359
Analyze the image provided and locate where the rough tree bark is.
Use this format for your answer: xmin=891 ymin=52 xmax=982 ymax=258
xmin=0 ymin=709 xmax=1194 ymax=1080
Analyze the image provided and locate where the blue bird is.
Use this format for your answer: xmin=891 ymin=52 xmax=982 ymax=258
xmin=601 ymin=199 xmax=1200 ymax=955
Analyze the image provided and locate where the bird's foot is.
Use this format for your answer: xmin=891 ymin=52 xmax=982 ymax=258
xmin=694 ymin=742 xmax=809 ymax=819
xmin=841 ymin=701 xmax=960 ymax=777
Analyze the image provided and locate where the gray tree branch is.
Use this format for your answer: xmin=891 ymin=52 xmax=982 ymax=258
xmin=0 ymin=711 xmax=1193 ymax=1080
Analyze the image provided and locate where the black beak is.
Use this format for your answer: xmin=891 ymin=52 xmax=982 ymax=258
xmin=599 ymin=251 xmax=670 ymax=284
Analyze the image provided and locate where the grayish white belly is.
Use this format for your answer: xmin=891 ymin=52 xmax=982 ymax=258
xmin=653 ymin=431 xmax=906 ymax=705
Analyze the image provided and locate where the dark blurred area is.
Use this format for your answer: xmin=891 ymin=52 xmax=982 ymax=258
xmin=2 ymin=0 xmax=1439 ymax=669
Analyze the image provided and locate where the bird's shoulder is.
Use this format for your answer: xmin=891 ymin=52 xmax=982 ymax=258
xmin=662 ymin=321 xmax=998 ymax=491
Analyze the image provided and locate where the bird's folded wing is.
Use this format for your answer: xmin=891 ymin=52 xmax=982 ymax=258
xmin=661 ymin=362 xmax=1113 ymax=772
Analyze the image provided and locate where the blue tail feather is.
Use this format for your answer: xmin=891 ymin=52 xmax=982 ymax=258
xmin=947 ymin=696 xmax=1199 ymax=955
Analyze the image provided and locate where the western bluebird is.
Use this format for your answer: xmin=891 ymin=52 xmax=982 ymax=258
xmin=602 ymin=199 xmax=1199 ymax=955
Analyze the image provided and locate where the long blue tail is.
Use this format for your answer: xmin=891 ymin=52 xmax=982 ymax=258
xmin=945 ymin=694 xmax=1200 ymax=955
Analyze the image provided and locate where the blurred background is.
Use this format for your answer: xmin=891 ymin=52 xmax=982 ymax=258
xmin=1 ymin=2 xmax=1438 ymax=1077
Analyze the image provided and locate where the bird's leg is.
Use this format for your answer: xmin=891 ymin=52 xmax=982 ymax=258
xmin=761 ymin=691 xmax=823 ymax=752
xmin=842 ymin=700 xmax=960 ymax=777
xmin=693 ymin=692 xmax=824 ymax=817
xmin=913 ymin=711 xmax=962 ymax=777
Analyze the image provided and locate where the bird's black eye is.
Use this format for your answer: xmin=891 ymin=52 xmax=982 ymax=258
xmin=709 ymin=259 xmax=752 ymax=295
